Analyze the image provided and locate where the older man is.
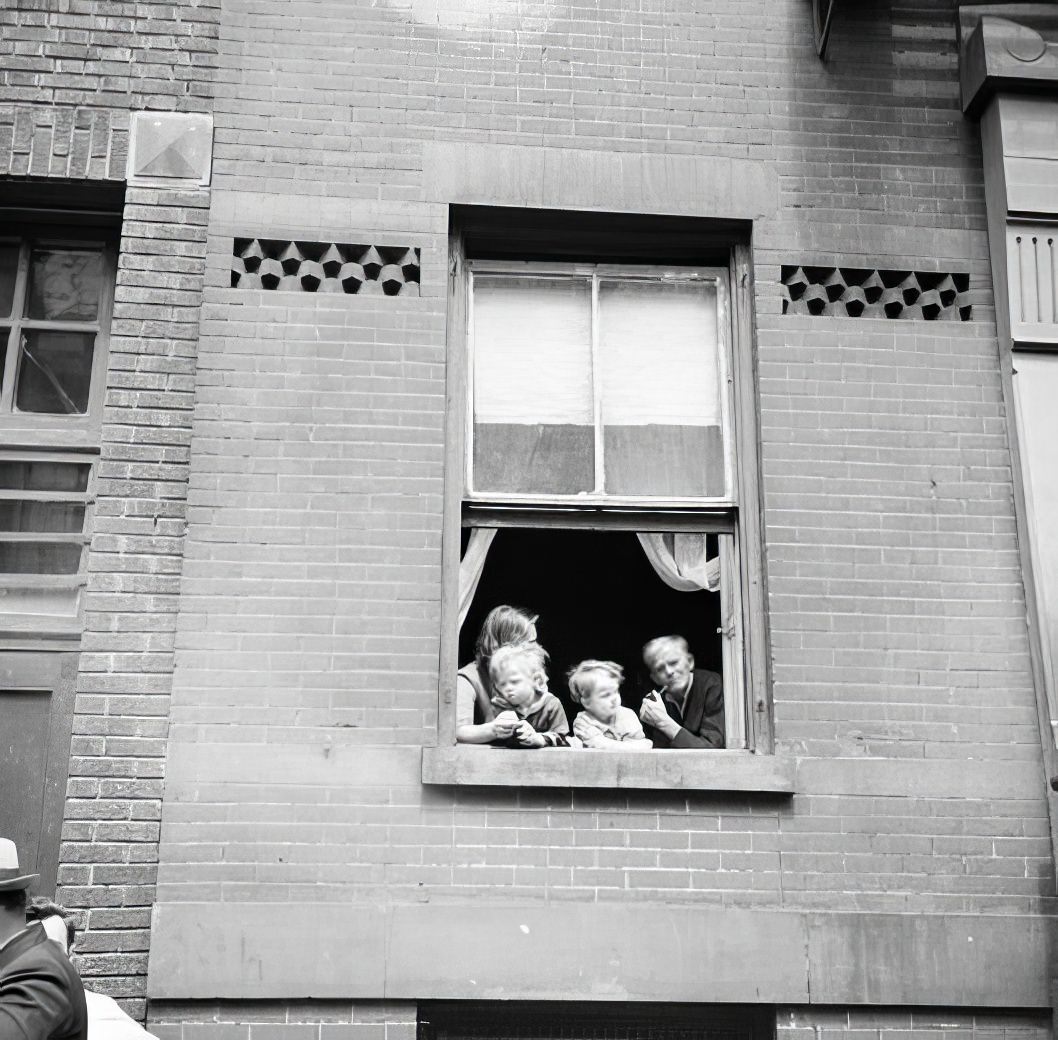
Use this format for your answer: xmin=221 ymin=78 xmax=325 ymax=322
xmin=0 ymin=838 xmax=87 ymax=1040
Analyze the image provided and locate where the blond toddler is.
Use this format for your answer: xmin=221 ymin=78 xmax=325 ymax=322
xmin=568 ymin=660 xmax=653 ymax=751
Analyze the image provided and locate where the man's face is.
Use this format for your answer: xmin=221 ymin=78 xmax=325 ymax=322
xmin=40 ymin=914 xmax=71 ymax=954
xmin=647 ymin=644 xmax=694 ymax=697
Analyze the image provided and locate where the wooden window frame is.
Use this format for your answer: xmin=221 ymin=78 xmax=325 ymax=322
xmin=0 ymin=227 xmax=117 ymax=450
xmin=424 ymin=222 xmax=787 ymax=793
xmin=466 ymin=260 xmax=735 ymax=509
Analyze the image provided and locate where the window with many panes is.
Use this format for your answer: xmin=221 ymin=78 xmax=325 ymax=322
xmin=435 ymin=208 xmax=773 ymax=776
xmin=0 ymin=226 xmax=116 ymax=643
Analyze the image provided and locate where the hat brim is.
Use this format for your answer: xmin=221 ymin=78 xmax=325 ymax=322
xmin=0 ymin=874 xmax=38 ymax=892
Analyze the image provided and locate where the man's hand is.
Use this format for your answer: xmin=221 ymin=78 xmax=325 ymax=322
xmin=639 ymin=694 xmax=680 ymax=739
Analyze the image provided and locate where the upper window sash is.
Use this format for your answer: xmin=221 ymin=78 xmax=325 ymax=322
xmin=466 ymin=261 xmax=735 ymax=509
xmin=0 ymin=234 xmax=115 ymax=438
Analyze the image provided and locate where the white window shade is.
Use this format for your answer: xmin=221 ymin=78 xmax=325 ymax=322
xmin=472 ymin=274 xmax=594 ymax=494
xmin=1012 ymin=352 xmax=1058 ymax=742
xmin=598 ymin=278 xmax=723 ymax=497
xmin=469 ymin=266 xmax=727 ymax=501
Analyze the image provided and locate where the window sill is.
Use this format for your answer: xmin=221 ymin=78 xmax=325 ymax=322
xmin=421 ymin=745 xmax=794 ymax=793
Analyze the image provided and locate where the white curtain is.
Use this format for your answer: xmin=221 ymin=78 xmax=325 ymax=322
xmin=459 ymin=528 xmax=497 ymax=629
xmin=637 ymin=532 xmax=720 ymax=592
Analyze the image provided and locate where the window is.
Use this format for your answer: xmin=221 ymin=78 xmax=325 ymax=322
xmin=0 ymin=225 xmax=116 ymax=645
xmin=464 ymin=260 xmax=745 ymax=748
xmin=0 ymin=234 xmax=113 ymax=428
xmin=428 ymin=208 xmax=782 ymax=790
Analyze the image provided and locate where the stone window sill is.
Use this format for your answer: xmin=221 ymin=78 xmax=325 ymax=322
xmin=421 ymin=746 xmax=794 ymax=793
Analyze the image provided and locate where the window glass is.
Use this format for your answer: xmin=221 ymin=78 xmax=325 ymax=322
xmin=0 ymin=459 xmax=90 ymax=492
xmin=0 ymin=542 xmax=83 ymax=575
xmin=15 ymin=330 xmax=96 ymax=414
xmin=0 ymin=501 xmax=85 ymax=533
xmin=598 ymin=279 xmax=724 ymax=498
xmin=472 ymin=274 xmax=594 ymax=495
xmin=0 ymin=246 xmax=17 ymax=316
xmin=27 ymin=249 xmax=102 ymax=322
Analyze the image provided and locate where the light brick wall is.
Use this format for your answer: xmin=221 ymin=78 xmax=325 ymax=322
xmin=149 ymin=1001 xmax=417 ymax=1040
xmin=777 ymin=1010 xmax=1051 ymax=1040
xmin=155 ymin=0 xmax=1053 ymax=927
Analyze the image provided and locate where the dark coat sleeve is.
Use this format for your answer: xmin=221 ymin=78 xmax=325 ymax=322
xmin=669 ymin=670 xmax=725 ymax=749
xmin=0 ymin=958 xmax=77 ymax=1040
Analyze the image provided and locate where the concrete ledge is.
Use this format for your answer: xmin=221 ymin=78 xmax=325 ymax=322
xmin=147 ymin=903 xmax=1055 ymax=1008
xmin=421 ymin=746 xmax=795 ymax=793
xmin=424 ymin=141 xmax=777 ymax=220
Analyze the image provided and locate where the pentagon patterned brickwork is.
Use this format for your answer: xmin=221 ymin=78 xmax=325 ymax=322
xmin=231 ymin=239 xmax=421 ymax=296
xmin=782 ymin=266 xmax=971 ymax=320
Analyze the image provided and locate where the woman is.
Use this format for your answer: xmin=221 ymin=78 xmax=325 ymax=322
xmin=456 ymin=605 xmax=538 ymax=744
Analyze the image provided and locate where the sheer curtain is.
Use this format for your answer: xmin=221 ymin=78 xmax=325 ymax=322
xmin=459 ymin=528 xmax=497 ymax=628
xmin=637 ymin=532 xmax=719 ymax=592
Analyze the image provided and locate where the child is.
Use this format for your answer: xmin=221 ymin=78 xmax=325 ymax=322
xmin=488 ymin=642 xmax=574 ymax=748
xmin=568 ymin=660 xmax=653 ymax=751
xmin=639 ymin=635 xmax=725 ymax=749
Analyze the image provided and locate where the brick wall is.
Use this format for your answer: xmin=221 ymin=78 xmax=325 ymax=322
xmin=149 ymin=1001 xmax=417 ymax=1040
xmin=8 ymin=0 xmax=1055 ymax=1021
xmin=777 ymin=1010 xmax=1051 ymax=1040
xmin=0 ymin=0 xmax=218 ymax=1018
xmin=0 ymin=0 xmax=218 ymax=110
xmin=56 ymin=186 xmax=211 ymax=1017
xmin=153 ymin=0 xmax=1052 ymax=925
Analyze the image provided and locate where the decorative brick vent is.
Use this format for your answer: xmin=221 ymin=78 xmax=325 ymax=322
xmin=782 ymin=266 xmax=971 ymax=320
xmin=231 ymin=239 xmax=421 ymax=296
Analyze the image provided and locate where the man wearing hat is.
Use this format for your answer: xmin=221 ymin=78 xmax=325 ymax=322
xmin=0 ymin=838 xmax=87 ymax=1040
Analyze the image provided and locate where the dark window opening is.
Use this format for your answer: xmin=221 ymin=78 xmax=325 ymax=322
xmin=460 ymin=526 xmax=723 ymax=722
xmin=420 ymin=1002 xmax=775 ymax=1040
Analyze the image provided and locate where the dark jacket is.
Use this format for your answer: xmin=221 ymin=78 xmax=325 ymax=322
xmin=0 ymin=923 xmax=87 ymax=1040
xmin=645 ymin=669 xmax=725 ymax=749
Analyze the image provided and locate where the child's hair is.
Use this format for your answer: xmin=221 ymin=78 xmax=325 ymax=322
xmin=567 ymin=660 xmax=623 ymax=704
xmin=488 ymin=641 xmax=548 ymax=683
xmin=475 ymin=605 xmax=538 ymax=663
xmin=642 ymin=635 xmax=692 ymax=669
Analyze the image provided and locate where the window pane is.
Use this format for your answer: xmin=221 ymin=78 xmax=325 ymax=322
xmin=0 ymin=328 xmax=7 ymax=389
xmin=27 ymin=248 xmax=103 ymax=321
xmin=1013 ymin=353 xmax=1058 ymax=726
xmin=0 ymin=460 xmax=90 ymax=493
xmin=472 ymin=274 xmax=594 ymax=495
xmin=0 ymin=542 xmax=82 ymax=574
xmin=15 ymin=330 xmax=95 ymax=414
xmin=0 ymin=245 xmax=17 ymax=316
xmin=599 ymin=279 xmax=725 ymax=497
xmin=0 ymin=501 xmax=85 ymax=533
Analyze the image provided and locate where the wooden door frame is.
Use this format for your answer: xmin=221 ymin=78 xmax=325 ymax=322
xmin=0 ymin=650 xmax=78 ymax=897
